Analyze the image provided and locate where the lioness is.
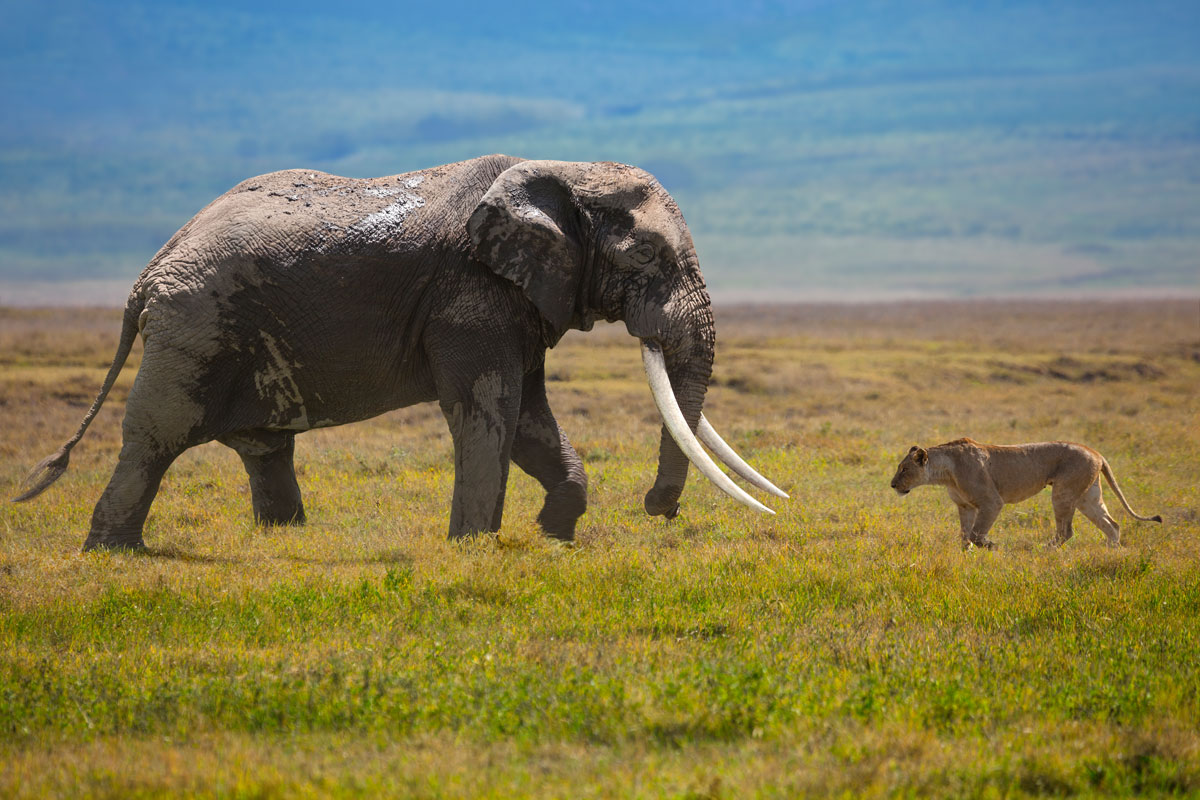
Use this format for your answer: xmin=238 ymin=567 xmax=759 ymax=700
xmin=890 ymin=438 xmax=1162 ymax=549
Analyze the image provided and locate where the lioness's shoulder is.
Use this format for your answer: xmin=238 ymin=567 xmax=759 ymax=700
xmin=932 ymin=438 xmax=987 ymax=468
xmin=936 ymin=437 xmax=983 ymax=455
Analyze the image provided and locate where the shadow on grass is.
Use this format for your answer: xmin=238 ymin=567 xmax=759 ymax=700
xmin=280 ymin=548 xmax=415 ymax=567
xmin=141 ymin=544 xmax=243 ymax=564
xmin=92 ymin=543 xmax=415 ymax=568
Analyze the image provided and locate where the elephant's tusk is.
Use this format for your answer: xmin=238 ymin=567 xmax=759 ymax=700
xmin=641 ymin=342 xmax=774 ymax=516
xmin=697 ymin=415 xmax=789 ymax=499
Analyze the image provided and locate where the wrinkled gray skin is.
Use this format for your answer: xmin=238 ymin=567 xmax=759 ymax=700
xmin=16 ymin=155 xmax=717 ymax=551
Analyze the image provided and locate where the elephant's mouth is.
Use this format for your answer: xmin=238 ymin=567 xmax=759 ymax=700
xmin=640 ymin=340 xmax=786 ymax=515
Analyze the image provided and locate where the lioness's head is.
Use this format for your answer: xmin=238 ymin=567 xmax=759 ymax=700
xmin=890 ymin=446 xmax=929 ymax=495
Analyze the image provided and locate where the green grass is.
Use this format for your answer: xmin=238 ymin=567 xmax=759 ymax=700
xmin=1 ymin=301 xmax=1198 ymax=797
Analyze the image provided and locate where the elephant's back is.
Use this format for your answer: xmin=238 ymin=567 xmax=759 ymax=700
xmin=146 ymin=154 xmax=526 ymax=281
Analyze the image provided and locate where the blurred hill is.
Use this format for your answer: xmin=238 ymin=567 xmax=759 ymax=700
xmin=1 ymin=0 xmax=1197 ymax=301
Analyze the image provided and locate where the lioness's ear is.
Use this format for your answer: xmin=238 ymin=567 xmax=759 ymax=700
xmin=908 ymin=445 xmax=919 ymax=454
xmin=914 ymin=448 xmax=928 ymax=466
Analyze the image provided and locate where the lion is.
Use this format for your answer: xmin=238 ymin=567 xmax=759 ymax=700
xmin=890 ymin=438 xmax=1162 ymax=549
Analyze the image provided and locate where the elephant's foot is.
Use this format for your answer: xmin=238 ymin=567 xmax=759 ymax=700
xmin=447 ymin=528 xmax=490 ymax=542
xmin=537 ymin=482 xmax=587 ymax=542
xmin=82 ymin=533 xmax=147 ymax=553
xmin=253 ymin=504 xmax=306 ymax=527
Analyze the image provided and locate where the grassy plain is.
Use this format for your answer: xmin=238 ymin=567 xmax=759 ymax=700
xmin=0 ymin=300 xmax=1197 ymax=798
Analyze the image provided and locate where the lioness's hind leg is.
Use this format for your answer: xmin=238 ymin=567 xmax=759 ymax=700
xmin=1078 ymin=480 xmax=1121 ymax=547
xmin=1050 ymin=483 xmax=1078 ymax=546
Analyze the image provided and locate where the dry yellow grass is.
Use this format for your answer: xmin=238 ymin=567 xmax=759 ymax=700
xmin=0 ymin=300 xmax=1197 ymax=798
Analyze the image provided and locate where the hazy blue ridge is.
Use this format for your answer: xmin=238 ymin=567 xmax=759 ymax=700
xmin=1 ymin=0 xmax=1197 ymax=299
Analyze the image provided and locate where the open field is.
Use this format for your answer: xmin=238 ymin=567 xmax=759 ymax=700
xmin=1 ymin=300 xmax=1198 ymax=798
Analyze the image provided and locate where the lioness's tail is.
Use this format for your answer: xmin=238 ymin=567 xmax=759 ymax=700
xmin=12 ymin=295 xmax=143 ymax=502
xmin=1100 ymin=461 xmax=1163 ymax=523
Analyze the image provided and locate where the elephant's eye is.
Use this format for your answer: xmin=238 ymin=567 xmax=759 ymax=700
xmin=633 ymin=242 xmax=656 ymax=265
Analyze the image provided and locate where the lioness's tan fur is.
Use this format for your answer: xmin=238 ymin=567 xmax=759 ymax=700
xmin=890 ymin=438 xmax=1162 ymax=549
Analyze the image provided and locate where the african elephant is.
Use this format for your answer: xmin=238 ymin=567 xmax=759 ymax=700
xmin=15 ymin=154 xmax=786 ymax=551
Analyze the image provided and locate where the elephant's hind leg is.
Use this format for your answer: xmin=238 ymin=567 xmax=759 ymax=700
xmin=511 ymin=367 xmax=588 ymax=541
xmin=83 ymin=363 xmax=195 ymax=551
xmin=220 ymin=430 xmax=305 ymax=526
xmin=84 ymin=440 xmax=181 ymax=551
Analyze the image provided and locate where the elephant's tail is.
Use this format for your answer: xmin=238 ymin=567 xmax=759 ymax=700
xmin=12 ymin=294 xmax=144 ymax=503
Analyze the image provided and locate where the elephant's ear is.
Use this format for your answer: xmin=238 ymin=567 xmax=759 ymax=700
xmin=468 ymin=161 xmax=584 ymax=339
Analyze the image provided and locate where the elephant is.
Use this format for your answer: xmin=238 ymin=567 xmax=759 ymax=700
xmin=14 ymin=154 xmax=787 ymax=551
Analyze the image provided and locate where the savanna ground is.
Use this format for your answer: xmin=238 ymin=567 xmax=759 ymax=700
xmin=0 ymin=300 xmax=1197 ymax=798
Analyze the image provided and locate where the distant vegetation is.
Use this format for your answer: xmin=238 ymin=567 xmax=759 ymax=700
xmin=1 ymin=1 xmax=1197 ymax=295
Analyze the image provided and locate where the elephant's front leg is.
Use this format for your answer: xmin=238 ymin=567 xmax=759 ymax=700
xmin=511 ymin=366 xmax=588 ymax=541
xmin=438 ymin=369 xmax=523 ymax=540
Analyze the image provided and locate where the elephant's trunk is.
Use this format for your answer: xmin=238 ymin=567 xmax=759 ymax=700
xmin=638 ymin=267 xmax=777 ymax=520
xmin=642 ymin=329 xmax=711 ymax=517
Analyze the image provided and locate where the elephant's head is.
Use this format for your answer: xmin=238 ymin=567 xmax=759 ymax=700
xmin=468 ymin=159 xmax=786 ymax=519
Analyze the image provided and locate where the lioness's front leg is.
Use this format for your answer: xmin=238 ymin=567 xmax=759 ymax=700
xmin=948 ymin=487 xmax=983 ymax=551
xmin=955 ymin=503 xmax=977 ymax=551
xmin=968 ymin=493 xmax=1003 ymax=550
